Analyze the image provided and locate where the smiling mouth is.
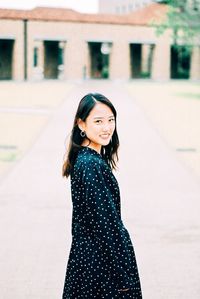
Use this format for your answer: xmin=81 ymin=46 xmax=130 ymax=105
xmin=100 ymin=134 xmax=110 ymax=138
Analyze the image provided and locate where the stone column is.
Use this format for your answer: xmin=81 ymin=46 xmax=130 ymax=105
xmin=110 ymin=41 xmax=130 ymax=80
xmin=65 ymin=39 xmax=88 ymax=80
xmin=12 ymin=38 xmax=24 ymax=81
xmin=84 ymin=43 xmax=90 ymax=79
xmin=190 ymin=46 xmax=200 ymax=80
xmin=141 ymin=44 xmax=149 ymax=74
xmin=39 ymin=41 xmax=44 ymax=75
xmin=151 ymin=38 xmax=170 ymax=80
xmin=32 ymin=40 xmax=44 ymax=80
xmin=58 ymin=41 xmax=66 ymax=80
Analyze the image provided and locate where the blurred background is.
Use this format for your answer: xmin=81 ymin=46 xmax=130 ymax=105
xmin=0 ymin=1 xmax=200 ymax=298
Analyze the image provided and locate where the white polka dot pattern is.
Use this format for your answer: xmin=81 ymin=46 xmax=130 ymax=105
xmin=62 ymin=147 xmax=142 ymax=298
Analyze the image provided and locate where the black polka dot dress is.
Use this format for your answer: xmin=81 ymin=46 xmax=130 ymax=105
xmin=62 ymin=147 xmax=142 ymax=299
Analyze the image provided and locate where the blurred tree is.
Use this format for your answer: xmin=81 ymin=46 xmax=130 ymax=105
xmin=153 ymin=0 xmax=200 ymax=78
xmin=155 ymin=0 xmax=200 ymax=44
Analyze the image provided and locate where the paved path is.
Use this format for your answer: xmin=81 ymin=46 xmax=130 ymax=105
xmin=0 ymin=81 xmax=200 ymax=299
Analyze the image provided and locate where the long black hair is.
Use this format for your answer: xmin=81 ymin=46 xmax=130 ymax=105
xmin=62 ymin=93 xmax=119 ymax=178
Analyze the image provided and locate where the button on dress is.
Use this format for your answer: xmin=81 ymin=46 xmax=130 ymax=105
xmin=62 ymin=146 xmax=142 ymax=298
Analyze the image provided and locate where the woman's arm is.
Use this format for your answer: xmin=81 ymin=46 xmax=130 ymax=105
xmin=82 ymin=159 xmax=136 ymax=290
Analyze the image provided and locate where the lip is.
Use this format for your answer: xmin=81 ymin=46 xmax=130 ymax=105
xmin=100 ymin=134 xmax=110 ymax=139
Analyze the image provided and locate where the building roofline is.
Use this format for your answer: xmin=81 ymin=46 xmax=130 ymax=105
xmin=0 ymin=3 xmax=168 ymax=26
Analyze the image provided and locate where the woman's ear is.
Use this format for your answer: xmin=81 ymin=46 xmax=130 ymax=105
xmin=77 ymin=118 xmax=85 ymax=132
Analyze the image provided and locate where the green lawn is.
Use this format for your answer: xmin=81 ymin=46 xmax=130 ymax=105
xmin=127 ymin=80 xmax=200 ymax=179
xmin=0 ymin=81 xmax=74 ymax=179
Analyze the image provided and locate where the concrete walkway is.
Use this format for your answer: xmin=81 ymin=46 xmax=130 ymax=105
xmin=0 ymin=81 xmax=200 ymax=299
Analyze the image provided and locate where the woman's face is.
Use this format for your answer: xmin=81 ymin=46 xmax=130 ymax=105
xmin=78 ymin=102 xmax=116 ymax=153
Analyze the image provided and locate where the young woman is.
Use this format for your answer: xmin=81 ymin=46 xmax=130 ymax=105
xmin=62 ymin=93 xmax=142 ymax=298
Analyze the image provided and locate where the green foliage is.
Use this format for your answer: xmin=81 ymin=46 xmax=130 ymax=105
xmin=102 ymin=66 xmax=109 ymax=78
xmin=0 ymin=151 xmax=18 ymax=162
xmin=154 ymin=1 xmax=200 ymax=44
xmin=140 ymin=71 xmax=151 ymax=78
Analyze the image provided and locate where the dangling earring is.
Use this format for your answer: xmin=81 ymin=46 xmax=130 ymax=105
xmin=80 ymin=130 xmax=86 ymax=137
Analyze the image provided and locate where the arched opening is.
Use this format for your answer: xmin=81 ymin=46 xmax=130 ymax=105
xmin=0 ymin=39 xmax=14 ymax=80
xmin=170 ymin=45 xmax=191 ymax=79
xmin=88 ymin=42 xmax=111 ymax=79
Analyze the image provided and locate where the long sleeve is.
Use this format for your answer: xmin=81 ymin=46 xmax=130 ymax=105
xmin=81 ymin=158 xmax=136 ymax=290
xmin=63 ymin=148 xmax=142 ymax=298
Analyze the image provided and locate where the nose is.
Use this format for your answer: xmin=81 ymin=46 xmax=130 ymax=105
xmin=102 ymin=122 xmax=111 ymax=132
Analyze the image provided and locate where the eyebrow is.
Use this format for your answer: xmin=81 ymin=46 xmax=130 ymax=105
xmin=93 ymin=115 xmax=115 ymax=119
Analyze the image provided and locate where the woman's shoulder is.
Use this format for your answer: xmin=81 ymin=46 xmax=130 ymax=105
xmin=76 ymin=147 xmax=102 ymax=165
xmin=74 ymin=146 xmax=110 ymax=172
xmin=72 ymin=147 xmax=114 ymax=182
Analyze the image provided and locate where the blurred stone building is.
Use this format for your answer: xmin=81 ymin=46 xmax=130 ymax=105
xmin=0 ymin=3 xmax=199 ymax=81
xmin=99 ymin=0 xmax=154 ymax=14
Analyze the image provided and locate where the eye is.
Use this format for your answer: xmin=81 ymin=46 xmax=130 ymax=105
xmin=109 ymin=118 xmax=115 ymax=122
xmin=95 ymin=119 xmax=102 ymax=124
